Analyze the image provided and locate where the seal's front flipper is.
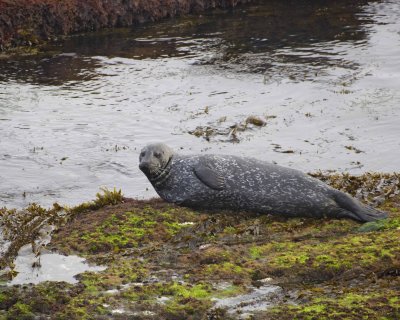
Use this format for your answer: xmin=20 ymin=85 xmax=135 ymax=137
xmin=332 ymin=191 xmax=388 ymax=222
xmin=194 ymin=163 xmax=225 ymax=191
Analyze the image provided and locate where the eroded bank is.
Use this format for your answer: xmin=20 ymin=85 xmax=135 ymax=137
xmin=0 ymin=0 xmax=253 ymax=50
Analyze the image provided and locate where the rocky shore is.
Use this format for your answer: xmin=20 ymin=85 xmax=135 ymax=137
xmin=0 ymin=0 xmax=253 ymax=50
xmin=0 ymin=173 xmax=399 ymax=319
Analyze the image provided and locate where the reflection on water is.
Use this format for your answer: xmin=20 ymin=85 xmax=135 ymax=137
xmin=0 ymin=53 xmax=101 ymax=85
xmin=0 ymin=0 xmax=399 ymax=208
xmin=9 ymin=244 xmax=106 ymax=285
xmin=213 ymin=282 xmax=283 ymax=317
xmin=0 ymin=0 xmax=373 ymax=84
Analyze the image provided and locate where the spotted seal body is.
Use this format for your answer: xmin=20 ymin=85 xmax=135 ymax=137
xmin=139 ymin=143 xmax=387 ymax=222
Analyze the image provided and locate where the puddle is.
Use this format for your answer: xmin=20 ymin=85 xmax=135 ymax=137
xmin=213 ymin=284 xmax=284 ymax=318
xmin=7 ymin=244 xmax=106 ymax=286
xmin=1 ymin=219 xmax=106 ymax=286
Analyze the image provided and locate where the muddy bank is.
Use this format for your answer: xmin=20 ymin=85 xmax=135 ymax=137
xmin=1 ymin=173 xmax=399 ymax=319
xmin=0 ymin=0 xmax=253 ymax=50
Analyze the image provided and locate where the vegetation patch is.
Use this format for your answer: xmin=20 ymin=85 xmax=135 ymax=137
xmin=264 ymin=288 xmax=400 ymax=320
xmin=1 ymin=173 xmax=399 ymax=319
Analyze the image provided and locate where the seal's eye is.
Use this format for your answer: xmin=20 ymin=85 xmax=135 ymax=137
xmin=154 ymin=152 xmax=161 ymax=158
xmin=140 ymin=151 xmax=145 ymax=158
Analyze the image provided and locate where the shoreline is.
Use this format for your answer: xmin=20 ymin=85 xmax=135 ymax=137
xmin=0 ymin=0 xmax=253 ymax=52
xmin=0 ymin=172 xmax=399 ymax=318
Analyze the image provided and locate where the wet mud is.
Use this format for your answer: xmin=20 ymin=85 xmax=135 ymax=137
xmin=0 ymin=173 xmax=399 ymax=319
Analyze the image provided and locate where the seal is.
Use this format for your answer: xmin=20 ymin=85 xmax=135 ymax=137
xmin=139 ymin=143 xmax=388 ymax=222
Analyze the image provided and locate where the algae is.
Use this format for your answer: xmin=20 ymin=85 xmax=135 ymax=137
xmin=1 ymin=173 xmax=400 ymax=319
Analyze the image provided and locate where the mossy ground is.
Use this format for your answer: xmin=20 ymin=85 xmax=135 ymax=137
xmin=0 ymin=174 xmax=399 ymax=319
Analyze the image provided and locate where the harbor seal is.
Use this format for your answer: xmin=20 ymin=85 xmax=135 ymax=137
xmin=139 ymin=143 xmax=388 ymax=222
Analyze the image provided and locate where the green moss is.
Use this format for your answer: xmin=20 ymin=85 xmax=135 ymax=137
xmin=268 ymin=289 xmax=400 ymax=320
xmin=273 ymin=251 xmax=309 ymax=267
xmin=389 ymin=297 xmax=400 ymax=308
xmin=80 ymin=258 xmax=147 ymax=291
xmin=2 ymin=173 xmax=399 ymax=320
xmin=83 ymin=210 xmax=188 ymax=251
xmin=204 ymin=262 xmax=249 ymax=278
xmin=314 ymin=254 xmax=341 ymax=268
xmin=104 ymin=281 xmax=216 ymax=318
xmin=56 ymin=306 xmax=92 ymax=320
xmin=78 ymin=211 xmax=155 ymax=252
xmin=243 ymin=225 xmax=400 ymax=274
xmin=53 ymin=202 xmax=200 ymax=256
xmin=214 ymin=285 xmax=246 ymax=298
xmin=164 ymin=221 xmax=190 ymax=236
xmin=120 ymin=290 xmax=139 ymax=301
xmin=164 ymin=282 xmax=212 ymax=299
xmin=7 ymin=302 xmax=34 ymax=320
xmin=338 ymin=293 xmax=369 ymax=308
xmin=165 ymin=298 xmax=212 ymax=317
xmin=0 ymin=293 xmax=6 ymax=303
xmin=302 ymin=304 xmax=326 ymax=314
xmin=357 ymin=217 xmax=400 ymax=233
xmin=249 ymin=246 xmax=263 ymax=259
xmin=223 ymin=226 xmax=237 ymax=234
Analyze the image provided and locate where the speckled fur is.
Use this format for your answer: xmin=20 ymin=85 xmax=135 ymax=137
xmin=139 ymin=143 xmax=388 ymax=222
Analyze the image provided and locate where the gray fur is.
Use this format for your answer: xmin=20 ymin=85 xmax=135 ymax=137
xmin=139 ymin=143 xmax=388 ymax=222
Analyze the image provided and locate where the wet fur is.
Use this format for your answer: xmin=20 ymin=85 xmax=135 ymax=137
xmin=139 ymin=143 xmax=388 ymax=223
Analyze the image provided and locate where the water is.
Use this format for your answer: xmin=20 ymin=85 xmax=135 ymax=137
xmin=1 ymin=0 xmax=400 ymax=209
xmin=8 ymin=246 xmax=106 ymax=285
xmin=212 ymin=280 xmax=284 ymax=318
xmin=1 ymin=224 xmax=106 ymax=285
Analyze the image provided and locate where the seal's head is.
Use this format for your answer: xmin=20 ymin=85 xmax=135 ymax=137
xmin=139 ymin=143 xmax=174 ymax=184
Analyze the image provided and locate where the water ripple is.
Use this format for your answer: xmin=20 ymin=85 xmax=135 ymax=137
xmin=0 ymin=0 xmax=399 ymax=208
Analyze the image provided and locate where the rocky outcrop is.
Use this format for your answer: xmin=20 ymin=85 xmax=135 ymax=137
xmin=1 ymin=174 xmax=399 ymax=319
xmin=0 ymin=0 xmax=253 ymax=50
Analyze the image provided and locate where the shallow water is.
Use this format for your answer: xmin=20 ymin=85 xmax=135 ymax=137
xmin=1 ymin=224 xmax=106 ymax=285
xmin=1 ymin=0 xmax=400 ymax=208
xmin=213 ymin=281 xmax=284 ymax=317
xmin=9 ymin=246 xmax=106 ymax=285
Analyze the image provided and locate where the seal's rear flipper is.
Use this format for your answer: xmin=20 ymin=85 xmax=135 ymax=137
xmin=335 ymin=209 xmax=363 ymax=221
xmin=332 ymin=191 xmax=388 ymax=222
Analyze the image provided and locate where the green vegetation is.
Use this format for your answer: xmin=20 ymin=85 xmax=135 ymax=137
xmin=0 ymin=188 xmax=124 ymax=270
xmin=268 ymin=290 xmax=400 ymax=320
xmin=67 ymin=187 xmax=124 ymax=216
xmin=0 ymin=173 xmax=399 ymax=319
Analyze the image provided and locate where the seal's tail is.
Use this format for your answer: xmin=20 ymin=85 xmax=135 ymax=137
xmin=332 ymin=191 xmax=388 ymax=222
